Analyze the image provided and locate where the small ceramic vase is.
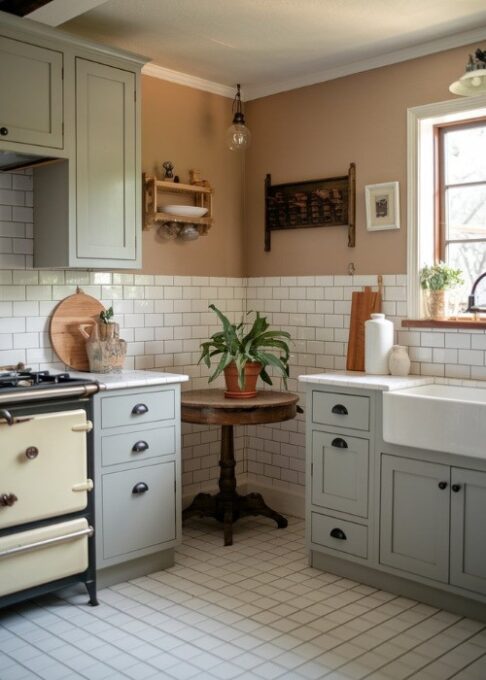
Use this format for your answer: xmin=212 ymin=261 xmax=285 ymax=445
xmin=389 ymin=345 xmax=411 ymax=377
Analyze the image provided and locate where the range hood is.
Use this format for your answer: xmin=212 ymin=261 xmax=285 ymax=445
xmin=0 ymin=150 xmax=59 ymax=172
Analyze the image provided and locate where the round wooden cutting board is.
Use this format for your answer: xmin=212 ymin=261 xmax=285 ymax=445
xmin=50 ymin=291 xmax=104 ymax=370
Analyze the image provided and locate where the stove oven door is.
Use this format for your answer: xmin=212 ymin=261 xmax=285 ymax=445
xmin=0 ymin=410 xmax=92 ymax=529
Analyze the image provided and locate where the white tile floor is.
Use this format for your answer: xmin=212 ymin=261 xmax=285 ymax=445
xmin=1 ymin=517 xmax=486 ymax=680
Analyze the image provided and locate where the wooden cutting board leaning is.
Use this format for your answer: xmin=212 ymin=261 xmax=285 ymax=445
xmin=50 ymin=290 xmax=104 ymax=371
xmin=346 ymin=280 xmax=383 ymax=371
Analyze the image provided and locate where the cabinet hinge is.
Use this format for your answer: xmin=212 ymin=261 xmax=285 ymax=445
xmin=62 ymin=67 xmax=64 ymax=79
xmin=134 ymin=89 xmax=136 ymax=102
xmin=174 ymin=479 xmax=176 ymax=493
xmin=311 ymin=463 xmax=313 ymax=476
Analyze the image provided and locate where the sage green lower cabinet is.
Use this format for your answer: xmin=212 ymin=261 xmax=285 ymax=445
xmin=305 ymin=382 xmax=486 ymax=620
xmin=380 ymin=455 xmax=450 ymax=583
xmin=450 ymin=468 xmax=486 ymax=596
xmin=312 ymin=430 xmax=369 ymax=518
xmin=93 ymin=384 xmax=182 ymax=585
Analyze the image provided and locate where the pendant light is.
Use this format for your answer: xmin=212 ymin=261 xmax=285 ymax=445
xmin=450 ymin=48 xmax=486 ymax=96
xmin=226 ymin=84 xmax=251 ymax=151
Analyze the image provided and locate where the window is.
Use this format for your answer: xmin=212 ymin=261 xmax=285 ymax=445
xmin=436 ymin=118 xmax=486 ymax=302
xmin=407 ymin=95 xmax=486 ymax=320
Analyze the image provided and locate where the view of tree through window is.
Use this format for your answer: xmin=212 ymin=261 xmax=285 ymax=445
xmin=439 ymin=120 xmax=486 ymax=309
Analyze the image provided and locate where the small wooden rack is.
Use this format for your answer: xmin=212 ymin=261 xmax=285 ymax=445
xmin=143 ymin=173 xmax=214 ymax=236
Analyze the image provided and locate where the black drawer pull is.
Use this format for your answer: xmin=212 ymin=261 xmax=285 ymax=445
xmin=331 ymin=437 xmax=348 ymax=449
xmin=438 ymin=481 xmax=448 ymax=490
xmin=132 ymin=440 xmax=149 ymax=453
xmin=331 ymin=404 xmax=348 ymax=416
xmin=0 ymin=127 xmax=8 ymax=136
xmin=452 ymin=484 xmax=461 ymax=493
xmin=330 ymin=528 xmax=347 ymax=540
xmin=132 ymin=482 xmax=149 ymax=495
xmin=132 ymin=403 xmax=148 ymax=416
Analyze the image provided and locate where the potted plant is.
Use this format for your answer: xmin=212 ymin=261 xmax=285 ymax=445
xmin=199 ymin=304 xmax=291 ymax=398
xmin=98 ymin=305 xmax=117 ymax=340
xmin=419 ymin=263 xmax=464 ymax=319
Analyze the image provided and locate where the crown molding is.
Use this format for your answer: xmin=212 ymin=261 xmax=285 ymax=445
xmin=142 ymin=63 xmax=235 ymax=99
xmin=244 ymin=25 xmax=486 ymax=100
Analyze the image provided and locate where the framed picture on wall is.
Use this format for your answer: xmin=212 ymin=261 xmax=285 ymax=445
xmin=365 ymin=181 xmax=400 ymax=231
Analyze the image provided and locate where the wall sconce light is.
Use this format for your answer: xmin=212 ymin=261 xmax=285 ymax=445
xmin=450 ymin=48 xmax=486 ymax=96
xmin=226 ymin=84 xmax=251 ymax=151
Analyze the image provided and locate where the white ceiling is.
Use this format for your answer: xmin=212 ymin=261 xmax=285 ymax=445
xmin=39 ymin=0 xmax=486 ymax=99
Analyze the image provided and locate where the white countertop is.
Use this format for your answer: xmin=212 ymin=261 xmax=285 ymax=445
xmin=69 ymin=369 xmax=189 ymax=390
xmin=298 ymin=371 xmax=434 ymax=391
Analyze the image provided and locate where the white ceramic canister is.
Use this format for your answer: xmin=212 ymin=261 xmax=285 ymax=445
xmin=364 ymin=313 xmax=394 ymax=375
xmin=389 ymin=345 xmax=411 ymax=377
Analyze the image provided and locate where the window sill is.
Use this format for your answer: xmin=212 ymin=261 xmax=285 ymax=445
xmin=402 ymin=318 xmax=486 ymax=330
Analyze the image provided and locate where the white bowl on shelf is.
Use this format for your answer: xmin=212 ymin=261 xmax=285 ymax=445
xmin=162 ymin=205 xmax=208 ymax=218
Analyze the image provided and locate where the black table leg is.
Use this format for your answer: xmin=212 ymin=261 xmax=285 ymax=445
xmin=182 ymin=424 xmax=287 ymax=545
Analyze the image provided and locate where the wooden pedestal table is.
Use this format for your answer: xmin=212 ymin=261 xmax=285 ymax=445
xmin=182 ymin=389 xmax=299 ymax=546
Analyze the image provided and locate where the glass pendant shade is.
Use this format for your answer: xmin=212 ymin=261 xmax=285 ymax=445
xmin=227 ymin=84 xmax=251 ymax=151
xmin=226 ymin=121 xmax=251 ymax=151
xmin=450 ymin=48 xmax=486 ymax=96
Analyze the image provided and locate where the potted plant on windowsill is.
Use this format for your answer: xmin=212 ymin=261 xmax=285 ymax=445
xmin=420 ymin=263 xmax=464 ymax=319
xmin=199 ymin=304 xmax=291 ymax=398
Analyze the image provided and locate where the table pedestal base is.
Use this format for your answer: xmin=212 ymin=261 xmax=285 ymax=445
xmin=183 ymin=490 xmax=288 ymax=546
xmin=182 ymin=423 xmax=288 ymax=546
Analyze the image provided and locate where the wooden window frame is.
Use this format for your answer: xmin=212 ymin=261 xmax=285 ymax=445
xmin=434 ymin=116 xmax=486 ymax=266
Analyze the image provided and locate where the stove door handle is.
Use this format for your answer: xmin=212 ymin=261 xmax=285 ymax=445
xmin=72 ymin=420 xmax=93 ymax=433
xmin=72 ymin=479 xmax=93 ymax=493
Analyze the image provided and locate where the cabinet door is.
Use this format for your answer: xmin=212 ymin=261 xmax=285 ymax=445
xmin=0 ymin=36 xmax=63 ymax=148
xmin=75 ymin=58 xmax=136 ymax=262
xmin=311 ymin=431 xmax=368 ymax=517
xmin=380 ymin=454 xmax=450 ymax=582
xmin=450 ymin=468 xmax=486 ymax=596
xmin=102 ymin=461 xmax=176 ymax=560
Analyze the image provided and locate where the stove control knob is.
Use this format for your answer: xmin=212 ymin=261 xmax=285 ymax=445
xmin=25 ymin=446 xmax=39 ymax=460
xmin=0 ymin=493 xmax=18 ymax=507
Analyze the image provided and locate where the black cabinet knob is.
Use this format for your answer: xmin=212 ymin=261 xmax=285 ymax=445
xmin=330 ymin=528 xmax=347 ymax=540
xmin=132 ymin=403 xmax=148 ymax=415
xmin=0 ymin=127 xmax=8 ymax=136
xmin=438 ymin=481 xmax=448 ymax=490
xmin=132 ymin=440 xmax=149 ymax=453
xmin=452 ymin=484 xmax=461 ymax=493
xmin=132 ymin=482 xmax=149 ymax=494
xmin=331 ymin=404 xmax=348 ymax=415
xmin=331 ymin=437 xmax=348 ymax=449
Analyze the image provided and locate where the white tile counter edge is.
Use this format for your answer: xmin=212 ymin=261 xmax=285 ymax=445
xmin=298 ymin=371 xmax=434 ymax=391
xmin=68 ymin=369 xmax=189 ymax=390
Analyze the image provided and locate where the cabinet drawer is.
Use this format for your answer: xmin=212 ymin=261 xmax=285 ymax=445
xmin=311 ymin=431 xmax=369 ymax=517
xmin=102 ymin=461 xmax=176 ymax=559
xmin=101 ymin=389 xmax=175 ymax=429
xmin=312 ymin=391 xmax=369 ymax=431
xmin=101 ymin=425 xmax=175 ymax=467
xmin=311 ymin=512 xmax=368 ymax=559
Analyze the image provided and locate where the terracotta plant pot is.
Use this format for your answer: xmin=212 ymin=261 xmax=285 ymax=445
xmin=224 ymin=361 xmax=262 ymax=399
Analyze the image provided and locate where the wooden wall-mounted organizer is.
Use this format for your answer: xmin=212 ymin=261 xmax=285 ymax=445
xmin=143 ymin=173 xmax=214 ymax=238
xmin=264 ymin=163 xmax=356 ymax=251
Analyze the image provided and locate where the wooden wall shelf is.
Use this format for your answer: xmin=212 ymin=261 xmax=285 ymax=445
xmin=143 ymin=174 xmax=214 ymax=236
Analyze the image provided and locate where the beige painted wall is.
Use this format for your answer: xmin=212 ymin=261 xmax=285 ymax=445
xmin=244 ymin=44 xmax=477 ymax=277
xmin=141 ymin=76 xmax=244 ymax=276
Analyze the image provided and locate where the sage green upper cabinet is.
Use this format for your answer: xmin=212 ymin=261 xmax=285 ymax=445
xmin=0 ymin=12 xmax=146 ymax=270
xmin=75 ymin=59 xmax=136 ymax=263
xmin=0 ymin=35 xmax=63 ymax=149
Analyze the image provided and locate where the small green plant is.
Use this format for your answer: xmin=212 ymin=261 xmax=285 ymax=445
xmin=99 ymin=306 xmax=114 ymax=324
xmin=419 ymin=263 xmax=464 ymax=291
xmin=199 ymin=304 xmax=291 ymax=389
